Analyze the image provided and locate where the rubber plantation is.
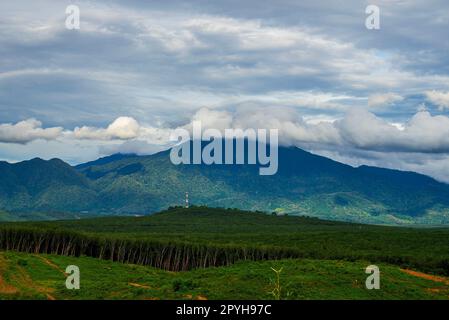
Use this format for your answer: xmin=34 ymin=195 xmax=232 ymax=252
xmin=1 ymin=207 xmax=449 ymax=275
xmin=0 ymin=226 xmax=304 ymax=271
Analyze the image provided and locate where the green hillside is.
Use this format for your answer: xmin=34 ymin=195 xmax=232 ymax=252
xmin=74 ymin=147 xmax=449 ymax=224
xmin=2 ymin=145 xmax=449 ymax=224
xmin=0 ymin=158 xmax=96 ymax=215
xmin=1 ymin=251 xmax=449 ymax=300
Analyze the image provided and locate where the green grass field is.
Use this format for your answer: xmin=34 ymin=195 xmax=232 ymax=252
xmin=1 ymin=251 xmax=449 ymax=300
xmin=1 ymin=207 xmax=449 ymax=300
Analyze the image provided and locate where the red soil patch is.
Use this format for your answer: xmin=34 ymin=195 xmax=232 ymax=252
xmin=401 ymin=269 xmax=449 ymax=285
xmin=0 ymin=254 xmax=18 ymax=294
xmin=46 ymin=293 xmax=56 ymax=300
xmin=0 ymin=275 xmax=18 ymax=294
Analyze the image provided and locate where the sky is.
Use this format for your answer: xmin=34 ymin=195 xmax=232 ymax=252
xmin=1 ymin=0 xmax=449 ymax=181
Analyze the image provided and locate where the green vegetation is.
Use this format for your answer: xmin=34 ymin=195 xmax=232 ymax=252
xmin=269 ymin=267 xmax=284 ymax=300
xmin=0 ymin=211 xmax=87 ymax=222
xmin=1 ymin=207 xmax=449 ymax=276
xmin=0 ymin=252 xmax=449 ymax=300
xmin=1 ymin=251 xmax=449 ymax=300
xmin=2 ymin=146 xmax=449 ymax=224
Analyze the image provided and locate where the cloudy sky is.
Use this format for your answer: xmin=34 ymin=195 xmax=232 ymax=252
xmin=1 ymin=0 xmax=449 ymax=181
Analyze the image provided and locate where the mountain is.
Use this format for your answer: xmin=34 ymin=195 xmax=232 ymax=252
xmin=75 ymin=153 xmax=137 ymax=170
xmin=0 ymin=158 xmax=96 ymax=215
xmin=1 ymin=145 xmax=449 ymax=224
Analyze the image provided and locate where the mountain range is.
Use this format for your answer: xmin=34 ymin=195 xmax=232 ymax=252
xmin=1 ymin=144 xmax=449 ymax=225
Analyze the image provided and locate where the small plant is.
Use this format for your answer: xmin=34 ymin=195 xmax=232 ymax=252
xmin=17 ymin=259 xmax=28 ymax=267
xmin=269 ymin=267 xmax=283 ymax=300
xmin=172 ymin=279 xmax=197 ymax=292
xmin=172 ymin=279 xmax=182 ymax=292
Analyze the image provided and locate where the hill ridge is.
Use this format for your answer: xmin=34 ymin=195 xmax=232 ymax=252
xmin=1 ymin=145 xmax=449 ymax=224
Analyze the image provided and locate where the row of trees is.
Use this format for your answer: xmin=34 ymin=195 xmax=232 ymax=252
xmin=0 ymin=227 xmax=302 ymax=271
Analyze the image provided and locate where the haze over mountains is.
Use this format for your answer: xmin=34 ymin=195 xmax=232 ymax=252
xmin=1 ymin=144 xmax=449 ymax=225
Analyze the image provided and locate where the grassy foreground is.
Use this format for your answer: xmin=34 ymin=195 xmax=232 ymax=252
xmin=1 ymin=251 xmax=449 ymax=300
xmin=2 ymin=207 xmax=449 ymax=275
xmin=2 ymin=207 xmax=449 ymax=300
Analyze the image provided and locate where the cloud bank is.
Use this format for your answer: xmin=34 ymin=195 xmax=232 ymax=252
xmin=4 ymin=107 xmax=449 ymax=155
xmin=0 ymin=119 xmax=62 ymax=144
xmin=425 ymin=91 xmax=449 ymax=110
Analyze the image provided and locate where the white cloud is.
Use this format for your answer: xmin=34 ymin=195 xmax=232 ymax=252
xmin=425 ymin=90 xmax=449 ymax=110
xmin=164 ymin=106 xmax=449 ymax=155
xmin=105 ymin=117 xmax=140 ymax=139
xmin=71 ymin=116 xmax=174 ymax=146
xmin=73 ymin=117 xmax=140 ymax=140
xmin=0 ymin=119 xmax=62 ymax=144
xmin=231 ymin=106 xmax=341 ymax=146
xmin=5 ymin=107 xmax=449 ymax=155
xmin=3 ymin=107 xmax=449 ymax=181
xmin=335 ymin=109 xmax=449 ymax=153
xmin=190 ymin=107 xmax=233 ymax=130
xmin=368 ymin=93 xmax=403 ymax=108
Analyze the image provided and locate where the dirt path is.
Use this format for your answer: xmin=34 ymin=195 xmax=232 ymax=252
xmin=14 ymin=263 xmax=57 ymax=300
xmin=0 ymin=253 xmax=57 ymax=299
xmin=46 ymin=293 xmax=56 ymax=300
xmin=129 ymin=282 xmax=152 ymax=289
xmin=0 ymin=253 xmax=19 ymax=294
xmin=0 ymin=275 xmax=18 ymax=294
xmin=36 ymin=255 xmax=67 ymax=277
xmin=401 ymin=269 xmax=449 ymax=285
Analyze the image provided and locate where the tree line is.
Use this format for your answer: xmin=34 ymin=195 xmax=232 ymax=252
xmin=0 ymin=227 xmax=301 ymax=271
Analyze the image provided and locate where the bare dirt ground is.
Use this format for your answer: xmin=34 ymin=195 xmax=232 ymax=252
xmin=401 ymin=269 xmax=449 ymax=285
